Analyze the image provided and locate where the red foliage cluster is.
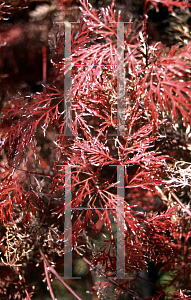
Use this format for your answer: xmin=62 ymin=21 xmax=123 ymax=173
xmin=0 ymin=0 xmax=191 ymax=299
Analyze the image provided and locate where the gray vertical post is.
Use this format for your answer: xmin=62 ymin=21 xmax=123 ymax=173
xmin=64 ymin=21 xmax=73 ymax=136
xmin=117 ymin=22 xmax=125 ymax=136
xmin=62 ymin=165 xmax=81 ymax=279
xmin=64 ymin=165 xmax=73 ymax=278
xmin=117 ymin=165 xmax=125 ymax=278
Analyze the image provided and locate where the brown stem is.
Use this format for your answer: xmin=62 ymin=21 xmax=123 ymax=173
xmin=143 ymin=0 xmax=150 ymax=37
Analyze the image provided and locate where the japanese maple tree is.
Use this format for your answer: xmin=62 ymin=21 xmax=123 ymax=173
xmin=0 ymin=0 xmax=191 ymax=299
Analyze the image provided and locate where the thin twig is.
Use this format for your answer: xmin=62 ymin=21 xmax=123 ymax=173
xmin=25 ymin=289 xmax=32 ymax=300
xmin=43 ymin=258 xmax=56 ymax=300
xmin=39 ymin=249 xmax=83 ymax=300
xmin=42 ymin=45 xmax=47 ymax=93
xmin=171 ymin=191 xmax=191 ymax=217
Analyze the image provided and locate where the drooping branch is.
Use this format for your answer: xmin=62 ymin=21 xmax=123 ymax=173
xmin=39 ymin=249 xmax=83 ymax=300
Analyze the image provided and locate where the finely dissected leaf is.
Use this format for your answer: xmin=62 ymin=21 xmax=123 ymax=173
xmin=0 ymin=167 xmax=43 ymax=224
xmin=70 ymin=0 xmax=191 ymax=128
xmin=1 ymin=89 xmax=63 ymax=162
xmin=133 ymin=42 xmax=191 ymax=126
xmin=144 ymin=0 xmax=191 ymax=13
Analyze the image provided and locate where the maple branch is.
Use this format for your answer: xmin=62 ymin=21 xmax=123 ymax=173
xmin=170 ymin=191 xmax=191 ymax=217
xmin=42 ymin=45 xmax=47 ymax=93
xmin=43 ymin=259 xmax=56 ymax=300
xmin=25 ymin=289 xmax=32 ymax=300
xmin=39 ymin=249 xmax=83 ymax=300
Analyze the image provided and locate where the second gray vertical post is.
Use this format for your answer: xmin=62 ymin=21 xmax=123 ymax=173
xmin=117 ymin=165 xmax=125 ymax=278
xmin=117 ymin=22 xmax=126 ymax=136
xmin=64 ymin=165 xmax=73 ymax=278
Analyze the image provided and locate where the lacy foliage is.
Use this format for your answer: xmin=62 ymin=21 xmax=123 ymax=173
xmin=0 ymin=0 xmax=191 ymax=299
